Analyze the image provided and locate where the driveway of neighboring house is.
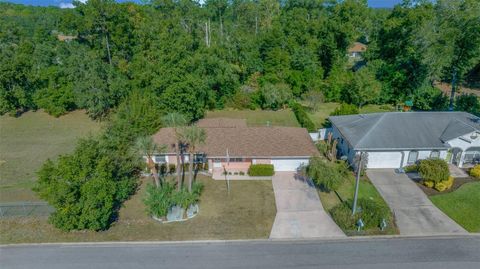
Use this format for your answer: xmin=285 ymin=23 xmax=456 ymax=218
xmin=269 ymin=172 xmax=345 ymax=239
xmin=367 ymin=169 xmax=467 ymax=236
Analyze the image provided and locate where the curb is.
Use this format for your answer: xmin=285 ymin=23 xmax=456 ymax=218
xmin=1 ymin=233 xmax=479 ymax=248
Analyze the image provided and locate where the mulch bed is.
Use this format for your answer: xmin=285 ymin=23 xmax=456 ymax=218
xmin=415 ymin=177 xmax=476 ymax=196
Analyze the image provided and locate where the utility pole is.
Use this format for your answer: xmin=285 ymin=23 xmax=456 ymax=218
xmin=449 ymin=68 xmax=457 ymax=111
xmin=352 ymin=152 xmax=363 ymax=215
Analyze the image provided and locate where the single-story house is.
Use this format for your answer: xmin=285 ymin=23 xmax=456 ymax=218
xmin=151 ymin=118 xmax=319 ymax=176
xmin=329 ymin=111 xmax=480 ymax=169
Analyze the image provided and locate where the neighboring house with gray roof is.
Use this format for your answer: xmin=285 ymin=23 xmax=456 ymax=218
xmin=329 ymin=112 xmax=480 ymax=169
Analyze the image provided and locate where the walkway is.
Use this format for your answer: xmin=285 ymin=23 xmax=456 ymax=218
xmin=269 ymin=172 xmax=345 ymax=239
xmin=367 ymin=169 xmax=467 ymax=236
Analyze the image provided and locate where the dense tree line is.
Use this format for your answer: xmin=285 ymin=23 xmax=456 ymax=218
xmin=2 ymin=0 xmax=478 ymax=120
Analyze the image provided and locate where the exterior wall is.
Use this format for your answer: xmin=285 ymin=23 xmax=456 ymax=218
xmin=331 ymin=125 xmax=356 ymax=164
xmin=252 ymin=159 xmax=271 ymax=164
xmin=447 ymin=131 xmax=480 ymax=167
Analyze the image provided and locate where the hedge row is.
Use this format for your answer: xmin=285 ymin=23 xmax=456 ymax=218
xmin=291 ymin=102 xmax=316 ymax=132
xmin=248 ymin=164 xmax=275 ymax=176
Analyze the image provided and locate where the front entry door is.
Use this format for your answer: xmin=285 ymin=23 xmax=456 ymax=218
xmin=452 ymin=149 xmax=462 ymax=165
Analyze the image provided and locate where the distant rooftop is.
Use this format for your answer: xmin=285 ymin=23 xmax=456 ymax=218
xmin=348 ymin=42 xmax=367 ymax=53
xmin=329 ymin=112 xmax=480 ymax=150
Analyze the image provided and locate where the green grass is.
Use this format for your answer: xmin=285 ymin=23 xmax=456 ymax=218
xmin=430 ymin=182 xmax=480 ymax=232
xmin=0 ymin=110 xmax=101 ymax=202
xmin=0 ymin=175 xmax=276 ymax=243
xmin=306 ymin=102 xmax=395 ymax=129
xmin=318 ymin=174 xmax=398 ymax=235
xmin=206 ymin=109 xmax=300 ymax=127
xmin=319 ymin=176 xmax=386 ymax=212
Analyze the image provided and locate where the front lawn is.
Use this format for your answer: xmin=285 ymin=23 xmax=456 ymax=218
xmin=206 ymin=109 xmax=300 ymax=127
xmin=318 ymin=175 xmax=398 ymax=235
xmin=0 ymin=175 xmax=276 ymax=243
xmin=429 ymin=182 xmax=480 ymax=233
xmin=0 ymin=110 xmax=102 ymax=202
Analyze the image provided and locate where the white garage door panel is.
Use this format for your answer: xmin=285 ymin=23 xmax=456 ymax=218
xmin=367 ymin=152 xmax=402 ymax=168
xmin=271 ymin=159 xmax=309 ymax=171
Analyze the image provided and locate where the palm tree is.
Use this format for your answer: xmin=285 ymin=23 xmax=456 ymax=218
xmin=135 ymin=136 xmax=165 ymax=188
xmin=182 ymin=126 xmax=207 ymax=192
xmin=162 ymin=112 xmax=187 ymax=190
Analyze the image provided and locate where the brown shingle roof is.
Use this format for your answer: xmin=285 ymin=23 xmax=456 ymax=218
xmin=152 ymin=126 xmax=319 ymax=157
xmin=348 ymin=42 xmax=367 ymax=53
xmin=196 ymin=118 xmax=247 ymax=128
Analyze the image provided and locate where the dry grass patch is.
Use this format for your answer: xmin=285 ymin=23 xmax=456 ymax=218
xmin=0 ymin=110 xmax=101 ymax=202
xmin=0 ymin=175 xmax=276 ymax=244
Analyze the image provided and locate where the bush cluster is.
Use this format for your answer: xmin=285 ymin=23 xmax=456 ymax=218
xmin=418 ymin=159 xmax=450 ymax=183
xmin=248 ymin=164 xmax=275 ymax=176
xmin=403 ymin=164 xmax=418 ymax=173
xmin=469 ymin=165 xmax=480 ymax=179
xmin=426 ymin=176 xmax=454 ymax=192
xmin=144 ymin=182 xmax=203 ymax=218
xmin=307 ymin=157 xmax=349 ymax=192
xmin=330 ymin=198 xmax=391 ymax=230
xmin=290 ymin=102 xmax=316 ymax=132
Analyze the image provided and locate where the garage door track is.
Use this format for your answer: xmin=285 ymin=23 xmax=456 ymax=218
xmin=367 ymin=169 xmax=467 ymax=236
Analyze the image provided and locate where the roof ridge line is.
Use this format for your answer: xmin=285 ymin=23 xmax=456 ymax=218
xmin=353 ymin=113 xmax=387 ymax=149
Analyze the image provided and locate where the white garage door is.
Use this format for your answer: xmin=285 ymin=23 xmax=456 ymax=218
xmin=367 ymin=152 xmax=402 ymax=169
xmin=271 ymin=159 xmax=309 ymax=171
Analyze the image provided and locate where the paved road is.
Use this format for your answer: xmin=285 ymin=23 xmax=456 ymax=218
xmin=367 ymin=169 xmax=467 ymax=236
xmin=270 ymin=172 xmax=345 ymax=239
xmin=1 ymin=236 xmax=479 ymax=269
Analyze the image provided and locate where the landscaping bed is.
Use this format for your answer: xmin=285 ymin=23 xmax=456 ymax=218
xmin=0 ymin=175 xmax=276 ymax=244
xmin=317 ymin=175 xmax=398 ymax=236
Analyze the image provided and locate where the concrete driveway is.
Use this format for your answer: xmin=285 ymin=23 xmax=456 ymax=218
xmin=269 ymin=172 xmax=345 ymax=239
xmin=367 ymin=169 xmax=467 ymax=236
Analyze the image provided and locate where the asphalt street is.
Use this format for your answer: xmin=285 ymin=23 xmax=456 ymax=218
xmin=1 ymin=236 xmax=479 ymax=269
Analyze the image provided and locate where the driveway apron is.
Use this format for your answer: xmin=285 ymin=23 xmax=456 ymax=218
xmin=269 ymin=172 xmax=345 ymax=239
xmin=367 ymin=169 xmax=467 ymax=236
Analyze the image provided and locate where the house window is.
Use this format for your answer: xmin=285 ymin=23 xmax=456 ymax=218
xmin=407 ymin=151 xmax=418 ymax=164
xmin=154 ymin=155 xmax=166 ymax=163
xmin=430 ymin=150 xmax=440 ymax=159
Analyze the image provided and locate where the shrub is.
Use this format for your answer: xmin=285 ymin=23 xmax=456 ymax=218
xmin=203 ymin=162 xmax=209 ymax=171
xmin=144 ymin=182 xmax=203 ymax=218
xmin=168 ymin=164 xmax=176 ymax=174
xmin=355 ymin=198 xmax=390 ymax=229
xmin=34 ymin=138 xmax=138 ymax=231
xmin=307 ymin=157 xmax=346 ymax=192
xmin=330 ymin=103 xmax=359 ymax=116
xmin=291 ymin=102 xmax=316 ymax=132
xmin=418 ymin=159 xmax=450 ymax=184
xmin=423 ymin=180 xmax=435 ymax=188
xmin=144 ymin=182 xmax=175 ymax=218
xmin=248 ymin=164 xmax=275 ymax=176
xmin=434 ymin=176 xmax=454 ymax=192
xmin=470 ymin=165 xmax=480 ymax=179
xmin=330 ymin=199 xmax=391 ymax=231
xmin=330 ymin=202 xmax=356 ymax=230
xmin=239 ymin=171 xmax=245 ymax=176
xmin=403 ymin=164 xmax=418 ymax=173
